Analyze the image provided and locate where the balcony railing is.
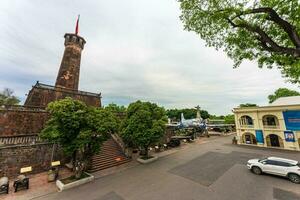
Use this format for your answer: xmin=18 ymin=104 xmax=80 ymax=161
xmin=240 ymin=125 xmax=254 ymax=129
xmin=263 ymin=125 xmax=280 ymax=130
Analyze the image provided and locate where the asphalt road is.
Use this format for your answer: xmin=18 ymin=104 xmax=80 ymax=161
xmin=35 ymin=136 xmax=300 ymax=200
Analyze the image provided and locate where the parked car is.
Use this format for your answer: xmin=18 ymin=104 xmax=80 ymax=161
xmin=247 ymin=157 xmax=300 ymax=184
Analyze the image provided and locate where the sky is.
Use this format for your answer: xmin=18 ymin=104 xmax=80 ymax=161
xmin=0 ymin=0 xmax=299 ymax=115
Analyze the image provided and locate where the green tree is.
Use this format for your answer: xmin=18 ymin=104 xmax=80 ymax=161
xmin=209 ymin=114 xmax=225 ymax=119
xmin=105 ymin=103 xmax=127 ymax=131
xmin=239 ymin=103 xmax=258 ymax=108
xmin=0 ymin=88 xmax=20 ymax=106
xmin=224 ymin=114 xmax=235 ymax=124
xmin=121 ymin=101 xmax=167 ymax=158
xmin=41 ymin=98 xmax=118 ymax=177
xmin=268 ymin=88 xmax=300 ymax=103
xmin=179 ymin=0 xmax=300 ymax=84
xmin=166 ymin=108 xmax=210 ymax=120
xmin=105 ymin=103 xmax=126 ymax=113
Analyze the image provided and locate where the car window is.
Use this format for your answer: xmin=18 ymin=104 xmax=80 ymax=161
xmin=275 ymin=161 xmax=290 ymax=167
xmin=266 ymin=160 xmax=293 ymax=167
xmin=266 ymin=160 xmax=276 ymax=165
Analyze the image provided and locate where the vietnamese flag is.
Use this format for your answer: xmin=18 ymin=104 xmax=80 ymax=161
xmin=75 ymin=15 xmax=80 ymax=35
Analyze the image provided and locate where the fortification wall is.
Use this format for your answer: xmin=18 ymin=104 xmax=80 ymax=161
xmin=24 ymin=83 xmax=101 ymax=108
xmin=0 ymin=106 xmax=49 ymax=137
xmin=0 ymin=143 xmax=65 ymax=178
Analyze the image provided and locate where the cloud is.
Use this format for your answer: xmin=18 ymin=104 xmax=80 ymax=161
xmin=0 ymin=0 xmax=299 ymax=115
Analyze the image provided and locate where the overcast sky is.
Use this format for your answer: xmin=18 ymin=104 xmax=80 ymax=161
xmin=0 ymin=0 xmax=299 ymax=115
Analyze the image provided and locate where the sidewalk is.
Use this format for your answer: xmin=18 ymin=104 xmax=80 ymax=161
xmin=0 ymin=137 xmax=212 ymax=200
xmin=1 ymin=168 xmax=72 ymax=200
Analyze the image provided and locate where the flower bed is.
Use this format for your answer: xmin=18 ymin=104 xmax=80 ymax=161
xmin=137 ymin=156 xmax=158 ymax=164
xmin=56 ymin=172 xmax=94 ymax=191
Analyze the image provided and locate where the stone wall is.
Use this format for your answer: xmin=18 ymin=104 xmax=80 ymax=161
xmin=0 ymin=143 xmax=65 ymax=178
xmin=0 ymin=106 xmax=49 ymax=137
xmin=24 ymin=82 xmax=101 ymax=108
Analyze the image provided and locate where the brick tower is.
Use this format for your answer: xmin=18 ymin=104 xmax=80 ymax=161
xmin=24 ymin=21 xmax=101 ymax=108
xmin=55 ymin=33 xmax=86 ymax=90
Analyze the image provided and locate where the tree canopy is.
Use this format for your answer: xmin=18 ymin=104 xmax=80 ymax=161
xmin=179 ymin=0 xmax=300 ymax=84
xmin=209 ymin=114 xmax=235 ymax=124
xmin=41 ymin=98 xmax=118 ymax=173
xmin=121 ymin=101 xmax=167 ymax=158
xmin=105 ymin=103 xmax=126 ymax=114
xmin=105 ymin=103 xmax=127 ymax=131
xmin=239 ymin=103 xmax=258 ymax=107
xmin=268 ymin=88 xmax=300 ymax=103
xmin=166 ymin=108 xmax=210 ymax=120
xmin=0 ymin=88 xmax=20 ymax=106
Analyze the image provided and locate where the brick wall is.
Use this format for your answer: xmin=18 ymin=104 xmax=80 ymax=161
xmin=0 ymin=106 xmax=49 ymax=137
xmin=0 ymin=143 xmax=65 ymax=178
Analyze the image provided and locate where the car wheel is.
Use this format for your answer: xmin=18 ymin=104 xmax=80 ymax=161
xmin=251 ymin=166 xmax=262 ymax=175
xmin=288 ymin=174 xmax=300 ymax=184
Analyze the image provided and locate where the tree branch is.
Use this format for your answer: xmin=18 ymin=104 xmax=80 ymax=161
xmin=226 ymin=18 xmax=300 ymax=57
xmin=234 ymin=7 xmax=300 ymax=48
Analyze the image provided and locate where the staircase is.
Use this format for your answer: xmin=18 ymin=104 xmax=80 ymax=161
xmin=88 ymin=137 xmax=131 ymax=173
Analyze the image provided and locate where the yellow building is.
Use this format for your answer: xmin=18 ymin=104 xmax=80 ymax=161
xmin=233 ymin=96 xmax=300 ymax=151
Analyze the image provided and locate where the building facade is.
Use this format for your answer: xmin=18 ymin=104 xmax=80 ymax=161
xmin=233 ymin=97 xmax=300 ymax=151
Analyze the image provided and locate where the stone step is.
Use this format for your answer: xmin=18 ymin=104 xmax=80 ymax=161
xmin=89 ymin=137 xmax=131 ymax=173
xmin=92 ymin=157 xmax=130 ymax=165
xmin=92 ymin=156 xmax=125 ymax=161
xmin=89 ymin=159 xmax=131 ymax=173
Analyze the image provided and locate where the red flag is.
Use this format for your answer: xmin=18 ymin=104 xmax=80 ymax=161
xmin=75 ymin=15 xmax=80 ymax=35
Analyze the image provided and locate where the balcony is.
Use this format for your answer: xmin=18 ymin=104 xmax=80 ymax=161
xmin=240 ymin=125 xmax=254 ymax=129
xmin=263 ymin=125 xmax=280 ymax=130
xmin=239 ymin=115 xmax=254 ymax=129
xmin=262 ymin=115 xmax=280 ymax=130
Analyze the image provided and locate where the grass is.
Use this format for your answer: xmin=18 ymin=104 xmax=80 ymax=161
xmin=60 ymin=172 xmax=90 ymax=184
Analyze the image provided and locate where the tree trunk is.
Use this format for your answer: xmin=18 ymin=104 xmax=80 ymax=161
xmin=85 ymin=144 xmax=92 ymax=170
xmin=72 ymin=151 xmax=77 ymax=171
xmin=144 ymin=146 xmax=149 ymax=159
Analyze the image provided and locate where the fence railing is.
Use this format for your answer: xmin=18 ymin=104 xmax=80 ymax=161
xmin=263 ymin=125 xmax=280 ymax=130
xmin=240 ymin=125 xmax=254 ymax=129
xmin=36 ymin=82 xmax=101 ymax=98
xmin=111 ymin=133 xmax=126 ymax=153
xmin=0 ymin=135 xmax=43 ymax=145
xmin=0 ymin=105 xmax=46 ymax=112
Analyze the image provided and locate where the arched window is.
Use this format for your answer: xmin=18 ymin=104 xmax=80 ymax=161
xmin=262 ymin=115 xmax=279 ymax=129
xmin=239 ymin=115 xmax=254 ymax=127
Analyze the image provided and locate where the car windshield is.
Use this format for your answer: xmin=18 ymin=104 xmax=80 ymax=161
xmin=258 ymin=158 xmax=267 ymax=162
xmin=297 ymin=162 xmax=300 ymax=167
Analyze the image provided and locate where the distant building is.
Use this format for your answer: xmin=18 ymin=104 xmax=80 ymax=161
xmin=233 ymin=96 xmax=300 ymax=151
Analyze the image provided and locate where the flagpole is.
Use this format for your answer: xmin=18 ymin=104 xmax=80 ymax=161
xmin=75 ymin=15 xmax=80 ymax=35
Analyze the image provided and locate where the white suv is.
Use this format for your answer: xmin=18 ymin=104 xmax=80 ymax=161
xmin=247 ymin=157 xmax=300 ymax=184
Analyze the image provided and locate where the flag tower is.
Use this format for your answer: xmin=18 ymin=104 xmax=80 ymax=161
xmin=55 ymin=15 xmax=86 ymax=90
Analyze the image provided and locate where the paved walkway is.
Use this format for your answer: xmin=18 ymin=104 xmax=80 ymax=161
xmin=3 ymin=135 xmax=300 ymax=200
xmin=0 ymin=136 xmax=208 ymax=200
xmin=35 ymin=136 xmax=300 ymax=200
xmin=1 ymin=168 xmax=72 ymax=200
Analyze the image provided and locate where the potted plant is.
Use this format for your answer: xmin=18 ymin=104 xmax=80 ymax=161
xmin=47 ymin=169 xmax=56 ymax=182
